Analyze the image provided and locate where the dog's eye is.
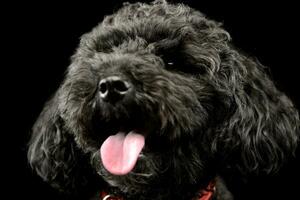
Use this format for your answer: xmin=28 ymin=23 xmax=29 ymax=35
xmin=162 ymin=54 xmax=182 ymax=69
xmin=162 ymin=54 xmax=204 ymax=75
xmin=161 ymin=52 xmax=181 ymax=68
xmin=166 ymin=61 xmax=174 ymax=66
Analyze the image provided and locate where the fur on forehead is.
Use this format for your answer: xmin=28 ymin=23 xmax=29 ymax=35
xmin=76 ymin=0 xmax=229 ymax=60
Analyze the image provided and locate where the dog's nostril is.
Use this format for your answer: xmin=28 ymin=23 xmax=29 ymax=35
xmin=113 ymin=80 xmax=129 ymax=93
xmin=99 ymin=76 xmax=131 ymax=101
xmin=99 ymin=81 xmax=108 ymax=94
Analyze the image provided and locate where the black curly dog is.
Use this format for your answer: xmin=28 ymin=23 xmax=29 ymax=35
xmin=28 ymin=1 xmax=299 ymax=199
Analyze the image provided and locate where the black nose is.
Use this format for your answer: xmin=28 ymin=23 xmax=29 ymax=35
xmin=99 ymin=76 xmax=131 ymax=102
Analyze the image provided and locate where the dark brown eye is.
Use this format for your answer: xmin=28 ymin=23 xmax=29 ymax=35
xmin=167 ymin=61 xmax=174 ymax=66
xmin=161 ymin=50 xmax=180 ymax=68
xmin=164 ymin=58 xmax=177 ymax=68
xmin=162 ymin=53 xmax=205 ymax=75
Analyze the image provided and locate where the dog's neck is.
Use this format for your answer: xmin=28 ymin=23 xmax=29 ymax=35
xmin=99 ymin=181 xmax=216 ymax=200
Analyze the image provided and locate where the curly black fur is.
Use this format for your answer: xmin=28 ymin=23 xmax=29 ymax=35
xmin=28 ymin=1 xmax=299 ymax=199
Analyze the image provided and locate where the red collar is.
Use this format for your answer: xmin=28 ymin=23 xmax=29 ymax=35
xmin=99 ymin=191 xmax=123 ymax=200
xmin=196 ymin=181 xmax=215 ymax=200
xmin=99 ymin=181 xmax=215 ymax=200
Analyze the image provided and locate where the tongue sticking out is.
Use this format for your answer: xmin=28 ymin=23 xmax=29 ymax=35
xmin=100 ymin=131 xmax=145 ymax=175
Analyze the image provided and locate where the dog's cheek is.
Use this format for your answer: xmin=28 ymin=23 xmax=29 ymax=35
xmin=135 ymin=71 xmax=212 ymax=139
xmin=57 ymin=83 xmax=100 ymax=152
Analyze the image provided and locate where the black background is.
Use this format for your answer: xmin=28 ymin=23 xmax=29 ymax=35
xmin=5 ymin=0 xmax=299 ymax=199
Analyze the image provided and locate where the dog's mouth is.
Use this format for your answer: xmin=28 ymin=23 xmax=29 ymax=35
xmin=92 ymin=99 xmax=160 ymax=176
xmin=100 ymin=130 xmax=145 ymax=175
xmin=92 ymin=105 xmax=155 ymax=176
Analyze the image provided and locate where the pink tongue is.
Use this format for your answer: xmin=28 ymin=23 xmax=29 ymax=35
xmin=100 ymin=131 xmax=145 ymax=175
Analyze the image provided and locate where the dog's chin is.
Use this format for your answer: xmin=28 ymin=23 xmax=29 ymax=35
xmin=91 ymin=148 xmax=163 ymax=194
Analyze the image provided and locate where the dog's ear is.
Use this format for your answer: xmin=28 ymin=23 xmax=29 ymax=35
xmin=213 ymin=57 xmax=299 ymax=175
xmin=27 ymin=91 xmax=93 ymax=194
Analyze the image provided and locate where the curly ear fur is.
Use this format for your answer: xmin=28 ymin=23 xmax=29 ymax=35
xmin=27 ymin=92 xmax=96 ymax=194
xmin=213 ymin=54 xmax=299 ymax=174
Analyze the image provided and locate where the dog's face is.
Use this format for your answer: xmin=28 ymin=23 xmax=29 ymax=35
xmin=28 ymin=0 xmax=299 ymax=199
xmin=60 ymin=1 xmax=221 ymax=192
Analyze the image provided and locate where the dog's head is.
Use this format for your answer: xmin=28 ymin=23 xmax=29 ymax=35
xmin=28 ymin=0 xmax=299 ymax=198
